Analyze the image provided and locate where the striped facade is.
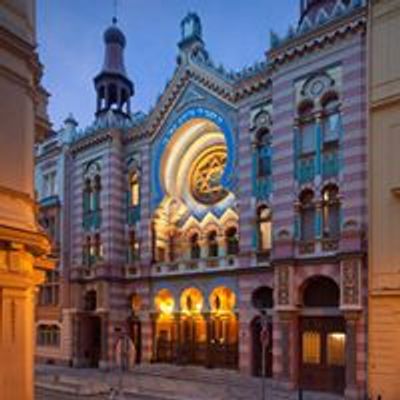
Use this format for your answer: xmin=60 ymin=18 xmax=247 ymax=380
xmin=35 ymin=2 xmax=369 ymax=399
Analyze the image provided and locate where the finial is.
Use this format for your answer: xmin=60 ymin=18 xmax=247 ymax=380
xmin=113 ymin=0 xmax=118 ymax=24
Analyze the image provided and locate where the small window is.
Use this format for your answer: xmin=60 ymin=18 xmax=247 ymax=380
xmin=226 ymin=227 xmax=239 ymax=255
xmin=258 ymin=207 xmax=272 ymax=251
xmin=302 ymin=331 xmax=321 ymax=364
xmin=301 ymin=121 xmax=316 ymax=154
xmin=190 ymin=233 xmax=201 ymax=259
xmin=299 ymin=190 xmax=315 ymax=241
xmin=130 ymin=172 xmax=140 ymax=207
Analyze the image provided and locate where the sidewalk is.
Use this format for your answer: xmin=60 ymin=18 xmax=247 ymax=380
xmin=35 ymin=363 xmax=343 ymax=400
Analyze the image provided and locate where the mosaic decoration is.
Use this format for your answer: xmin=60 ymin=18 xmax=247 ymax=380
xmin=151 ymin=106 xmax=236 ymax=210
xmin=341 ymin=259 xmax=360 ymax=306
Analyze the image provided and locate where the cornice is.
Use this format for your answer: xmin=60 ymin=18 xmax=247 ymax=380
xmin=70 ymin=130 xmax=114 ymax=156
xmin=268 ymin=9 xmax=367 ymax=69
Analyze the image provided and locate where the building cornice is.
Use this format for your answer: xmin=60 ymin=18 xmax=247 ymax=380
xmin=268 ymin=9 xmax=367 ymax=69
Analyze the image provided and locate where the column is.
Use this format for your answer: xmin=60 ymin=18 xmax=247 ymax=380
xmin=344 ymin=311 xmax=360 ymax=400
xmin=141 ymin=313 xmax=153 ymax=363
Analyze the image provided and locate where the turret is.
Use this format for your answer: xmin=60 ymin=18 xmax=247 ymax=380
xmin=93 ymin=18 xmax=134 ymax=117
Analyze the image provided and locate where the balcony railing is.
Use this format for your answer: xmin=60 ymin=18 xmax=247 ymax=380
xmin=127 ymin=205 xmax=141 ymax=225
xmin=255 ymin=177 xmax=272 ymax=199
xmin=82 ymin=210 xmax=102 ymax=230
xmin=298 ymin=155 xmax=315 ymax=184
xmin=152 ymin=256 xmax=238 ymax=276
xmin=322 ymin=151 xmax=339 ymax=178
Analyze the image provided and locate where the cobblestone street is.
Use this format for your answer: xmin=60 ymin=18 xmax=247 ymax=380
xmin=35 ymin=364 xmax=343 ymax=400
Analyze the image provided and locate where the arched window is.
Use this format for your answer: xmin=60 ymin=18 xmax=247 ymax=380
xmin=83 ymin=178 xmax=92 ymax=215
xmin=130 ymin=171 xmax=140 ymax=207
xmin=256 ymin=130 xmax=271 ymax=178
xmin=322 ymin=185 xmax=340 ymax=239
xmin=190 ymin=233 xmax=201 ymax=260
xmin=303 ymin=276 xmax=340 ymax=308
xmin=225 ymin=227 xmax=239 ymax=255
xmin=298 ymin=102 xmax=316 ymax=155
xmin=257 ymin=206 xmax=272 ymax=252
xmin=93 ymin=175 xmax=101 ymax=211
xmin=299 ymin=190 xmax=315 ymax=241
xmin=207 ymin=231 xmax=219 ymax=258
xmin=322 ymin=95 xmax=341 ymax=144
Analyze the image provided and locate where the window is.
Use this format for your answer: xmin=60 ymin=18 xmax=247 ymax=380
xmin=169 ymin=232 xmax=177 ymax=262
xmin=94 ymin=233 xmax=103 ymax=259
xmin=37 ymin=325 xmax=60 ymax=347
xmin=257 ymin=206 xmax=272 ymax=251
xmin=322 ymin=97 xmax=341 ymax=143
xmin=302 ymin=331 xmax=321 ymax=364
xmin=298 ymin=102 xmax=316 ymax=155
xmin=38 ymin=270 xmax=60 ymax=306
xmin=322 ymin=185 xmax=340 ymax=239
xmin=83 ymin=234 xmax=102 ymax=266
xmin=207 ymin=231 xmax=219 ymax=258
xmin=256 ymin=130 xmax=271 ymax=178
xmin=84 ymin=290 xmax=97 ymax=311
xmin=93 ymin=175 xmax=101 ymax=211
xmin=226 ymin=227 xmax=239 ymax=255
xmin=299 ymin=190 xmax=315 ymax=241
xmin=130 ymin=172 xmax=140 ymax=207
xmin=190 ymin=233 xmax=201 ymax=259
xmin=128 ymin=230 xmax=140 ymax=263
xmin=327 ymin=332 xmax=346 ymax=366
xmin=43 ymin=171 xmax=57 ymax=198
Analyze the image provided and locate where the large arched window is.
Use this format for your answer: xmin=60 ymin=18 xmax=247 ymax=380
xmin=225 ymin=227 xmax=239 ymax=255
xmin=130 ymin=171 xmax=140 ymax=207
xmin=190 ymin=233 xmax=201 ymax=260
xmin=257 ymin=206 xmax=272 ymax=252
xmin=93 ymin=174 xmax=101 ymax=211
xmin=322 ymin=95 xmax=341 ymax=144
xmin=322 ymin=185 xmax=340 ymax=239
xmin=299 ymin=190 xmax=315 ymax=241
xmin=256 ymin=130 xmax=271 ymax=178
xmin=298 ymin=101 xmax=316 ymax=155
xmin=207 ymin=231 xmax=219 ymax=258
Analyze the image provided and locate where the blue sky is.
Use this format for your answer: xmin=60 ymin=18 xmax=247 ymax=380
xmin=37 ymin=0 xmax=299 ymax=130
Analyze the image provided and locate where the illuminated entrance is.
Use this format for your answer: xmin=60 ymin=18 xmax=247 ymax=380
xmin=299 ymin=277 xmax=346 ymax=394
xmin=153 ymin=286 xmax=238 ymax=369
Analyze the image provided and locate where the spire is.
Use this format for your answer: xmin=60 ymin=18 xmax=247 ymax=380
xmin=93 ymin=17 xmax=134 ymax=118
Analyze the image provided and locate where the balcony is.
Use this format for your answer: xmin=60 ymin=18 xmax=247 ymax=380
xmin=298 ymin=155 xmax=315 ymax=184
xmin=152 ymin=256 xmax=238 ymax=276
xmin=127 ymin=205 xmax=141 ymax=225
xmin=82 ymin=210 xmax=102 ymax=230
xmin=255 ymin=177 xmax=272 ymax=199
xmin=322 ymin=151 xmax=339 ymax=178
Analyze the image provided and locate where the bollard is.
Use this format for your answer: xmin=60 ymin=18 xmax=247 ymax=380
xmin=298 ymin=388 xmax=303 ymax=400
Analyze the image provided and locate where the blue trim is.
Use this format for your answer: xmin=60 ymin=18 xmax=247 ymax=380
xmin=151 ymin=107 xmax=236 ymax=210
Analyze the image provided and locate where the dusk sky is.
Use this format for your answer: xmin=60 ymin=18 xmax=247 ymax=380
xmin=37 ymin=0 xmax=299 ymax=130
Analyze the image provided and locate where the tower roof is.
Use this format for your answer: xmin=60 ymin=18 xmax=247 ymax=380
xmin=104 ymin=18 xmax=126 ymax=48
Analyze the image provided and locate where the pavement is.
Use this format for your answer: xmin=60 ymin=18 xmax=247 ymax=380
xmin=35 ymin=363 xmax=344 ymax=400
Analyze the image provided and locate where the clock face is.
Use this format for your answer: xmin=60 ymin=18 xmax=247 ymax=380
xmin=190 ymin=148 xmax=228 ymax=205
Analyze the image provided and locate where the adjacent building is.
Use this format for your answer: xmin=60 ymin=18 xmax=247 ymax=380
xmin=0 ymin=1 xmax=52 ymax=399
xmin=36 ymin=1 xmax=369 ymax=398
xmin=368 ymin=0 xmax=400 ymax=399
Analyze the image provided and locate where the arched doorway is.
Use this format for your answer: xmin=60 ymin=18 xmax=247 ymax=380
xmin=128 ymin=293 xmax=142 ymax=364
xmin=154 ymin=289 xmax=175 ymax=362
xmin=179 ymin=288 xmax=206 ymax=365
xmin=299 ymin=276 xmax=345 ymax=394
xmin=251 ymin=286 xmax=273 ymax=377
xmin=208 ymin=287 xmax=238 ymax=369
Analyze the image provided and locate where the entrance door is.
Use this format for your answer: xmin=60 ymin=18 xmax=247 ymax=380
xmin=251 ymin=317 xmax=272 ymax=377
xmin=300 ymin=317 xmax=345 ymax=394
xmin=80 ymin=315 xmax=101 ymax=368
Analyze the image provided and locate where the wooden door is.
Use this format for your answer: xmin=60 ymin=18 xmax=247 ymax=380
xmin=299 ymin=317 xmax=345 ymax=394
